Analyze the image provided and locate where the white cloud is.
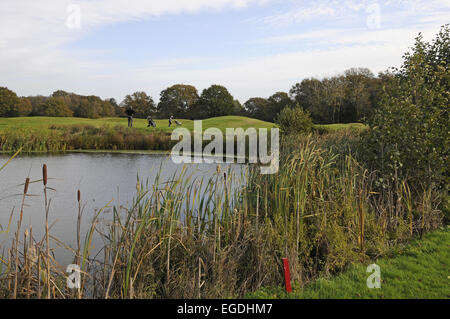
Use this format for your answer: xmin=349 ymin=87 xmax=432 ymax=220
xmin=0 ymin=0 xmax=449 ymax=103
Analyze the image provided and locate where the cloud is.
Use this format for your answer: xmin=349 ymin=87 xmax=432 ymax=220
xmin=0 ymin=0 xmax=270 ymax=96
xmin=254 ymin=0 xmax=450 ymax=27
xmin=0 ymin=0 xmax=448 ymax=103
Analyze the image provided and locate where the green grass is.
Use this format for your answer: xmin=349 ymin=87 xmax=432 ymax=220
xmin=0 ymin=116 xmax=366 ymax=153
xmin=0 ymin=116 xmax=277 ymax=133
xmin=0 ymin=116 xmax=364 ymax=133
xmin=247 ymin=226 xmax=450 ymax=299
xmin=315 ymin=123 xmax=367 ymax=132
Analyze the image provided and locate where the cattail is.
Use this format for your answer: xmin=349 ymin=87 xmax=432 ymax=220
xmin=77 ymin=189 xmax=81 ymax=202
xmin=24 ymin=177 xmax=30 ymax=195
xmin=42 ymin=164 xmax=47 ymax=186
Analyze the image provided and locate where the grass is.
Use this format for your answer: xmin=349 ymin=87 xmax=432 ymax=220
xmin=246 ymin=226 xmax=449 ymax=299
xmin=0 ymin=116 xmax=277 ymax=134
xmin=0 ymin=116 xmax=362 ymax=153
xmin=0 ymin=116 xmax=363 ymax=134
xmin=315 ymin=123 xmax=367 ymax=132
xmin=0 ymin=116 xmax=277 ymax=153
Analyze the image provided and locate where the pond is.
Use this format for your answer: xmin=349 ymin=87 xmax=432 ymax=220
xmin=0 ymin=152 xmax=245 ymax=267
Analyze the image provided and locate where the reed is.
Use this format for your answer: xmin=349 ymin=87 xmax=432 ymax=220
xmin=0 ymin=130 xmax=444 ymax=299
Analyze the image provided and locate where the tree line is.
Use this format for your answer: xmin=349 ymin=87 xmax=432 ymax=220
xmin=0 ymin=68 xmax=392 ymax=124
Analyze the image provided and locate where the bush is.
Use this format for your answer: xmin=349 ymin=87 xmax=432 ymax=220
xmin=276 ymin=106 xmax=314 ymax=134
xmin=361 ymin=25 xmax=449 ymax=192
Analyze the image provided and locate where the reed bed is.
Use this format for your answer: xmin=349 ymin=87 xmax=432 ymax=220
xmin=0 ymin=125 xmax=174 ymax=153
xmin=0 ymin=132 xmax=444 ymax=298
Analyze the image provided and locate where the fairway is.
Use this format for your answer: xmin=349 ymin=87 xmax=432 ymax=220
xmin=0 ymin=116 xmax=277 ymax=133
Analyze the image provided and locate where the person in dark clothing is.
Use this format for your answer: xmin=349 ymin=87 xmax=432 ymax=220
xmin=168 ymin=115 xmax=173 ymax=127
xmin=147 ymin=116 xmax=156 ymax=127
xmin=125 ymin=108 xmax=135 ymax=127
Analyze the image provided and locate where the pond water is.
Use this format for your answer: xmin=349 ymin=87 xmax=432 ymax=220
xmin=0 ymin=152 xmax=245 ymax=267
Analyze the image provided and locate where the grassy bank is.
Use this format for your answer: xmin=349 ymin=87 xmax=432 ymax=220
xmin=0 ymin=116 xmax=363 ymax=153
xmin=0 ymin=116 xmax=276 ymax=153
xmin=247 ymin=226 xmax=449 ymax=299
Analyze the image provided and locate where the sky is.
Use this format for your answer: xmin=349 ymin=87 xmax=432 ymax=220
xmin=0 ymin=0 xmax=449 ymax=103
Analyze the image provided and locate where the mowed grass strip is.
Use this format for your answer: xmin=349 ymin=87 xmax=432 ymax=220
xmin=247 ymin=226 xmax=450 ymax=299
xmin=0 ymin=116 xmax=276 ymax=133
xmin=0 ymin=116 xmax=365 ymax=133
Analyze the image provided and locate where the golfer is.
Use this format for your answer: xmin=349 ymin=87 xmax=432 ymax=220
xmin=125 ymin=108 xmax=135 ymax=127
xmin=147 ymin=116 xmax=156 ymax=127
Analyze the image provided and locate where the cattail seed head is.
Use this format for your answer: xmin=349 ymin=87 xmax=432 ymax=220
xmin=42 ymin=164 xmax=47 ymax=186
xmin=77 ymin=189 xmax=81 ymax=202
xmin=24 ymin=177 xmax=30 ymax=195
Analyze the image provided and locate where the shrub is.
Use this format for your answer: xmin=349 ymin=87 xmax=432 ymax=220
xmin=276 ymin=106 xmax=314 ymax=134
xmin=361 ymin=25 xmax=449 ymax=192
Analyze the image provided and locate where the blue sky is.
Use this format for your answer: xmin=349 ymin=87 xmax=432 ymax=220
xmin=1 ymin=0 xmax=449 ymax=103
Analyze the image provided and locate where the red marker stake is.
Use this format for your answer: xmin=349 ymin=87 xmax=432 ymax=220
xmin=282 ymin=258 xmax=292 ymax=293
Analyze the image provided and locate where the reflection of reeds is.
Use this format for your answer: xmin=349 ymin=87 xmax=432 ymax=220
xmin=0 ymin=131 xmax=444 ymax=299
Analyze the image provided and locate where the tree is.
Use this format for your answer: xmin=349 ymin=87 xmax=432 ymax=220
xmin=195 ymin=85 xmax=235 ymax=118
xmin=267 ymin=92 xmax=294 ymax=121
xmin=77 ymin=98 xmax=99 ymax=118
xmin=28 ymin=95 xmax=48 ymax=115
xmin=38 ymin=97 xmax=73 ymax=117
xmin=244 ymin=97 xmax=270 ymax=120
xmin=290 ymin=70 xmax=383 ymax=124
xmin=276 ymin=106 xmax=314 ymax=134
xmin=342 ymin=68 xmax=375 ymax=122
xmin=362 ymin=25 xmax=449 ymax=189
xmin=9 ymin=98 xmax=32 ymax=116
xmin=122 ymin=92 xmax=156 ymax=118
xmin=290 ymin=78 xmax=325 ymax=123
xmin=157 ymin=84 xmax=199 ymax=118
xmin=0 ymin=87 xmax=20 ymax=117
xmin=232 ymin=99 xmax=245 ymax=116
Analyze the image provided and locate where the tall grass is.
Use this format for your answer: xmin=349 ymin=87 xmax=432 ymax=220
xmin=0 ymin=131 xmax=444 ymax=298
xmin=0 ymin=125 xmax=174 ymax=153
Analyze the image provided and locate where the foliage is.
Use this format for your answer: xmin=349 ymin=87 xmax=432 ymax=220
xmin=9 ymin=98 xmax=33 ymax=116
xmin=24 ymin=91 xmax=118 ymax=118
xmin=243 ymin=92 xmax=294 ymax=122
xmin=122 ymin=91 xmax=157 ymax=118
xmin=276 ymin=106 xmax=314 ymax=134
xmin=361 ymin=25 xmax=449 ymax=192
xmin=0 ymin=87 xmax=20 ymax=117
xmin=194 ymin=85 xmax=236 ymax=118
xmin=244 ymin=97 xmax=270 ymax=119
xmin=289 ymin=68 xmax=385 ymax=124
xmin=38 ymin=97 xmax=73 ymax=117
xmin=157 ymin=84 xmax=199 ymax=118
